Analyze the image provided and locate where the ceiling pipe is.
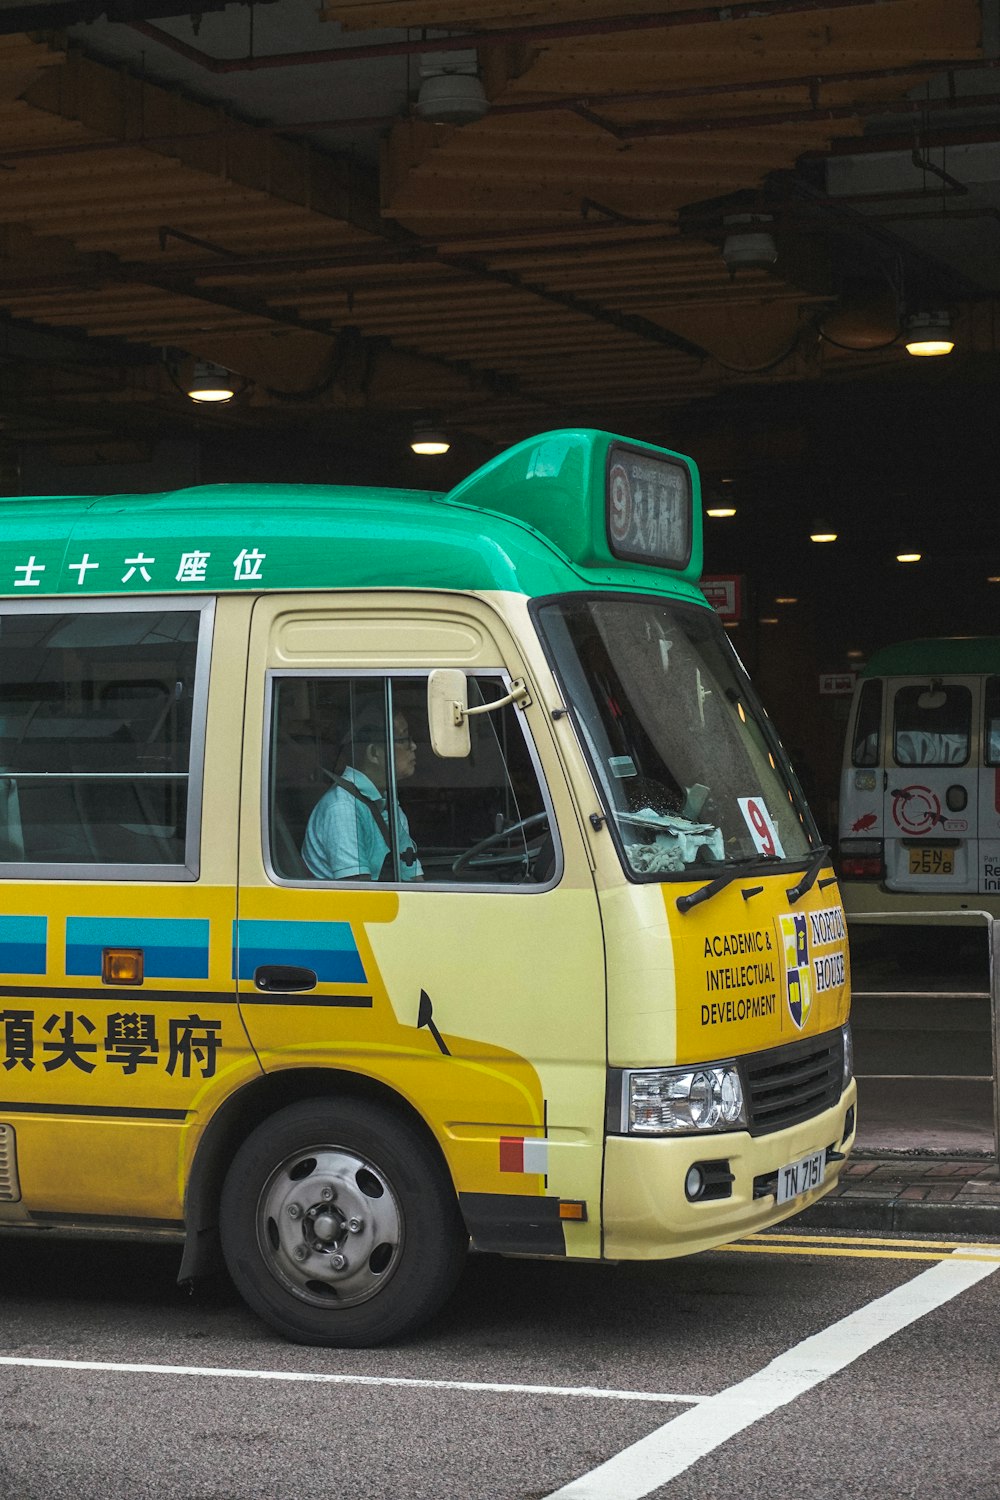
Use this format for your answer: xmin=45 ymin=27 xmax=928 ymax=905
xmin=6 ymin=61 xmax=998 ymax=167
xmin=0 ymin=0 xmax=232 ymax=35
xmin=129 ymin=0 xmax=918 ymax=75
xmin=816 ymin=122 xmax=1000 ymax=157
xmin=0 ymin=221 xmax=687 ymax=297
xmin=606 ymin=82 xmax=1000 ymax=141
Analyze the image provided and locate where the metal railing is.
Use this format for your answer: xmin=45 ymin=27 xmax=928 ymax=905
xmin=847 ymin=910 xmax=999 ymax=1163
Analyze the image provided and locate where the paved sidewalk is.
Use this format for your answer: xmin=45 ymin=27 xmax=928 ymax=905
xmin=801 ymin=1152 xmax=1000 ymax=1235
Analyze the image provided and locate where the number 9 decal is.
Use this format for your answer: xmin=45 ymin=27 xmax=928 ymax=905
xmin=738 ymin=796 xmax=784 ymax=858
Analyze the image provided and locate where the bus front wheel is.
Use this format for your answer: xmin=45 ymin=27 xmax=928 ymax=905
xmin=219 ymin=1097 xmax=467 ymax=1347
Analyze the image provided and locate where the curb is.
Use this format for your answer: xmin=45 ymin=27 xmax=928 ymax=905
xmin=798 ymin=1196 xmax=1000 ymax=1236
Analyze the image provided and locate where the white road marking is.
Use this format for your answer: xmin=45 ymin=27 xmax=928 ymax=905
xmin=542 ymin=1247 xmax=999 ymax=1499
xmin=0 ymin=1355 xmax=701 ymax=1406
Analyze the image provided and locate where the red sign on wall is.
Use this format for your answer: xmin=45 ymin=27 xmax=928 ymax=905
xmin=819 ymin=672 xmax=857 ymax=696
xmin=701 ymin=574 xmax=743 ymax=622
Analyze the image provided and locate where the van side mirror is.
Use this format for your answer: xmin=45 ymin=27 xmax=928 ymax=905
xmin=427 ymin=669 xmax=472 ymax=758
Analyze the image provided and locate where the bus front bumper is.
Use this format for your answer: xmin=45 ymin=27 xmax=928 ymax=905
xmin=602 ymin=1079 xmax=857 ymax=1260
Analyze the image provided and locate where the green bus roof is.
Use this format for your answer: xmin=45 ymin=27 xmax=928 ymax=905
xmin=862 ymin=637 xmax=1000 ymax=677
xmin=0 ymin=428 xmax=706 ymax=604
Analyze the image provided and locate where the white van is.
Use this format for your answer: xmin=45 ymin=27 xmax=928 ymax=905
xmin=838 ymin=637 xmax=1000 ymax=914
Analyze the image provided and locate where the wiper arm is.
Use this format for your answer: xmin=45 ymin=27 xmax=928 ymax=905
xmin=785 ymin=844 xmax=832 ymax=905
xmin=676 ymin=858 xmax=772 ymax=915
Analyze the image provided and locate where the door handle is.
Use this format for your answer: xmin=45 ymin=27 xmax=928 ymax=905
xmin=253 ymin=964 xmax=317 ymax=993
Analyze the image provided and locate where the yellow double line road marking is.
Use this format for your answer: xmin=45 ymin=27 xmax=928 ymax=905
xmin=718 ymin=1232 xmax=1000 ymax=1263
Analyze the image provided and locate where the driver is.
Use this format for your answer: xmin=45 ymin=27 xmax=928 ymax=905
xmin=301 ymin=710 xmax=423 ymax=882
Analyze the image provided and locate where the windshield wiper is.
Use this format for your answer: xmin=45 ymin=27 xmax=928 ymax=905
xmin=675 ymin=857 xmax=779 ymax=915
xmin=785 ymin=844 xmax=832 ymax=905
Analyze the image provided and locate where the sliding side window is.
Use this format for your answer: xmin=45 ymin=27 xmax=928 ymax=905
xmin=0 ymin=603 xmax=210 ymax=877
xmin=267 ymin=673 xmax=555 ymax=887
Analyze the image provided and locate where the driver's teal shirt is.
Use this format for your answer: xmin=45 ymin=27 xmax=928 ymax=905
xmin=302 ymin=766 xmax=423 ymax=882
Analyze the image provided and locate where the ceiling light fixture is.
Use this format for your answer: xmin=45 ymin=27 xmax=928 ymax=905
xmin=809 ymin=522 xmax=838 ymax=543
xmin=774 ymin=596 xmax=798 ymax=605
xmin=721 ymin=213 xmax=778 ymax=273
xmin=904 ymin=311 xmax=954 ymax=357
xmin=411 ymin=424 xmax=451 ymax=456
xmin=896 ymin=551 xmax=922 ymax=563
xmin=415 ymin=50 xmax=488 ymax=125
xmin=186 ymin=360 xmax=237 ymax=403
xmin=705 ymin=504 xmax=736 ymax=518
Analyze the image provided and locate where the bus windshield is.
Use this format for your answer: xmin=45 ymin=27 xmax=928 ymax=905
xmin=537 ymin=595 xmax=817 ymax=879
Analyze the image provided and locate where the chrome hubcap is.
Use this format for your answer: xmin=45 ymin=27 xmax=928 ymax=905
xmin=256 ymin=1146 xmax=403 ymax=1308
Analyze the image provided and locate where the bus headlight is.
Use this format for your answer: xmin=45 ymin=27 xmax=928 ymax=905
xmin=625 ymin=1064 xmax=747 ymax=1134
xmin=842 ymin=1022 xmax=854 ymax=1089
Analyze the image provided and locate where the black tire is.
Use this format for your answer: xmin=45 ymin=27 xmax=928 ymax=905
xmin=219 ymin=1097 xmax=467 ymax=1347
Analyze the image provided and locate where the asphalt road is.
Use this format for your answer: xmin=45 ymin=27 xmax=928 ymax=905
xmin=1 ymin=1227 xmax=998 ymax=1500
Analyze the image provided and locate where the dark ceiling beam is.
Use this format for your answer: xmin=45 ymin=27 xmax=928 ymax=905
xmin=130 ymin=0 xmax=922 ymax=74
xmin=0 ymin=231 xmax=672 ymax=296
xmin=0 ymin=306 xmax=162 ymax=366
xmin=435 ymin=250 xmax=711 ymax=361
xmin=0 ymin=222 xmax=708 ymax=369
xmin=814 ymin=122 xmax=1000 ymax=157
xmin=2 ymin=53 xmax=993 ymax=165
xmin=0 ymin=0 xmax=237 ymax=35
xmin=148 ymin=245 xmax=714 ymax=365
xmin=126 ymin=262 xmax=528 ymax=398
xmin=0 ymin=248 xmax=531 ymax=400
xmin=610 ymin=85 xmax=1000 ymax=140
xmin=770 ymin=172 xmax=991 ymax=300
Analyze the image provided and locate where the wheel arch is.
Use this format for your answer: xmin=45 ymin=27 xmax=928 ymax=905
xmin=177 ymin=1067 xmax=454 ymax=1283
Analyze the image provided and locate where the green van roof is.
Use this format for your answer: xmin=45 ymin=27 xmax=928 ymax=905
xmin=862 ymin=638 xmax=1000 ymax=677
xmin=0 ymin=428 xmax=706 ymax=604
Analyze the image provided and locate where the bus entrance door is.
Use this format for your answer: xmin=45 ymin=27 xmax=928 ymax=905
xmin=236 ymin=596 xmax=608 ymax=1268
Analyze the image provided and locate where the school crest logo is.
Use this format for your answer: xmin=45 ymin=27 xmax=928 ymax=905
xmin=779 ymin=912 xmax=812 ymax=1030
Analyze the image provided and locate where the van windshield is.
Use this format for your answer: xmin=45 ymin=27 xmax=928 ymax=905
xmin=536 ymin=595 xmax=817 ymax=879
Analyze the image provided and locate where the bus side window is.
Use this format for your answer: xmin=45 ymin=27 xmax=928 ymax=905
xmin=0 ymin=606 xmax=203 ymax=872
xmin=267 ymin=672 xmax=554 ymax=887
xmin=851 ymin=679 xmax=882 ymax=768
xmin=985 ymin=677 xmax=1000 ymax=766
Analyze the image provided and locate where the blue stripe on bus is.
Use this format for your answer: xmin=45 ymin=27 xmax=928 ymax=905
xmin=233 ymin=920 xmax=365 ymax=984
xmin=0 ymin=916 xmax=46 ymax=975
xmin=65 ymin=918 xmax=210 ymax=979
xmin=65 ymin=944 xmax=210 ymax=980
xmin=66 ymin=917 xmax=210 ymax=950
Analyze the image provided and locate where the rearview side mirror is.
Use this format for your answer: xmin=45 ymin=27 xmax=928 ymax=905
xmin=427 ymin=668 xmax=472 ymax=758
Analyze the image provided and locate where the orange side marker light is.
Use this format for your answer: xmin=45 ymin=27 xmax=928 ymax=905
xmin=102 ymin=947 xmax=144 ymax=985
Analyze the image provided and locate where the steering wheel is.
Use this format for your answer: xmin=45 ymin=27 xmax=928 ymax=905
xmin=451 ymin=811 xmax=550 ymax=875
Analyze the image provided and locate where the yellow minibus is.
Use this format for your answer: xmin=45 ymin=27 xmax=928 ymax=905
xmin=0 ymin=428 xmax=855 ymax=1345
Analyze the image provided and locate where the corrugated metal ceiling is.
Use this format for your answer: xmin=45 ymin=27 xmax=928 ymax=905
xmin=0 ymin=0 xmax=992 ymax=466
